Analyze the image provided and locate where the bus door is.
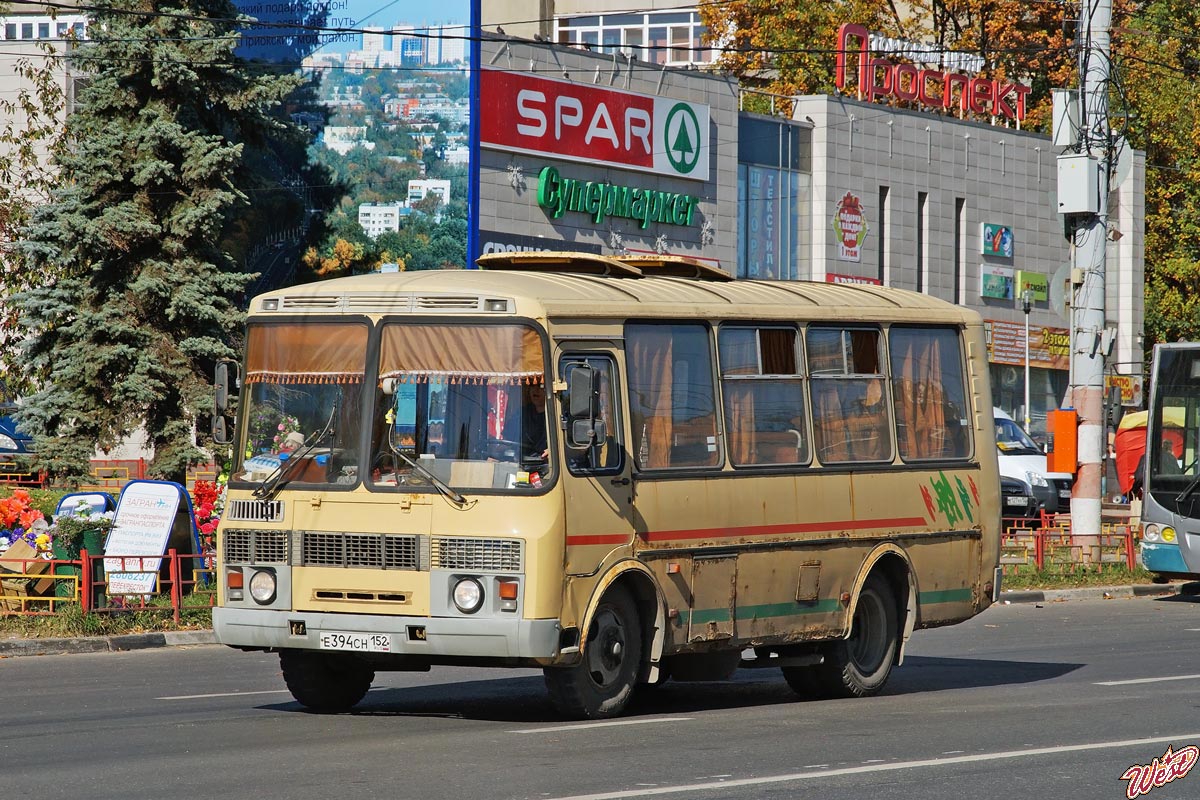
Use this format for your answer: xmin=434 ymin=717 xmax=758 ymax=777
xmin=558 ymin=350 xmax=635 ymax=575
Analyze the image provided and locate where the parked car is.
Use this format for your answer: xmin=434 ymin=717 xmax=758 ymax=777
xmin=993 ymin=407 xmax=1073 ymax=514
xmin=1000 ymin=475 xmax=1040 ymax=520
xmin=0 ymin=383 xmax=34 ymax=473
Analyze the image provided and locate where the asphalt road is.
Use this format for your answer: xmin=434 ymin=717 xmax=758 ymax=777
xmin=6 ymin=595 xmax=1200 ymax=800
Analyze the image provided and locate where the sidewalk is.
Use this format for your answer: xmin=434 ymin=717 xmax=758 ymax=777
xmin=3 ymin=584 xmax=1195 ymax=658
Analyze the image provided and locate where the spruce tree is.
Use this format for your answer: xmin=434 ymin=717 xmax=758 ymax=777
xmin=15 ymin=0 xmax=308 ymax=484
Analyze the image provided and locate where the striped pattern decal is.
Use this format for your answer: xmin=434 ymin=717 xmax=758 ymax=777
xmin=676 ymin=589 xmax=972 ymax=626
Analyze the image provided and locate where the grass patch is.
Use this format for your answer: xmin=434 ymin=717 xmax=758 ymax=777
xmin=1001 ymin=564 xmax=1160 ymax=590
xmin=0 ymin=595 xmax=212 ymax=638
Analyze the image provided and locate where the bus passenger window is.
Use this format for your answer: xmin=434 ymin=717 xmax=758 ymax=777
xmin=718 ymin=326 xmax=808 ymax=466
xmin=890 ymin=326 xmax=972 ymax=460
xmin=626 ymin=322 xmax=720 ymax=470
xmin=807 ymin=326 xmax=894 ymax=464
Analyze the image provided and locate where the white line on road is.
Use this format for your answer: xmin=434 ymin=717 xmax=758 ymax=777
xmin=541 ymin=732 xmax=1200 ymax=800
xmin=510 ymin=717 xmax=693 ymax=734
xmin=1094 ymin=674 xmax=1200 ymax=686
xmin=157 ymin=690 xmax=293 ymax=700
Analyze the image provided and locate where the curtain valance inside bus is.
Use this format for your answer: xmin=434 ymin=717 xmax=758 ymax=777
xmin=379 ymin=324 xmax=543 ymax=385
xmin=245 ymin=324 xmax=368 ymax=384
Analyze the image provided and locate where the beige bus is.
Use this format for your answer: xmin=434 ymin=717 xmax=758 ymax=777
xmin=211 ymin=252 xmax=1002 ymax=719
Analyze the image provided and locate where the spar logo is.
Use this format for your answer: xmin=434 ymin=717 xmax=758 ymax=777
xmin=480 ymin=68 xmax=710 ymax=181
xmin=1120 ymin=745 xmax=1199 ymax=799
xmin=663 ymin=102 xmax=701 ymax=175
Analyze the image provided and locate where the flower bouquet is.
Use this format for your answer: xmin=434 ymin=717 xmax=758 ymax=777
xmin=0 ymin=489 xmax=47 ymax=554
xmin=50 ymin=498 xmax=115 ymax=560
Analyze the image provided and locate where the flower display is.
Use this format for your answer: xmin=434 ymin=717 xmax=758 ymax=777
xmin=247 ymin=407 xmax=301 ymax=456
xmin=192 ymin=479 xmax=225 ymax=570
xmin=0 ymin=489 xmax=47 ymax=553
xmin=48 ymin=498 xmax=115 ymax=558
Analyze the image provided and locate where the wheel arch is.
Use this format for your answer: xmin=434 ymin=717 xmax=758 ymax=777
xmin=849 ymin=544 xmax=917 ymax=665
xmin=582 ymin=561 xmax=666 ymax=684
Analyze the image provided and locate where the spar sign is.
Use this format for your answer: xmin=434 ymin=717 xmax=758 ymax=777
xmin=479 ymin=68 xmax=710 ymax=181
xmin=834 ymin=192 xmax=867 ymax=262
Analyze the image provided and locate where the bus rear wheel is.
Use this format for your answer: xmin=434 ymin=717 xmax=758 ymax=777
xmin=544 ymin=586 xmax=642 ymax=719
xmin=280 ymin=650 xmax=375 ymax=712
xmin=786 ymin=574 xmax=898 ymax=699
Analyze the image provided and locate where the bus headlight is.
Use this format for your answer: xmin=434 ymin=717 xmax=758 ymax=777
xmin=1162 ymin=527 xmax=1178 ymax=543
xmin=1143 ymin=524 xmax=1162 ymax=543
xmin=452 ymin=578 xmax=484 ymax=614
xmin=249 ymin=569 xmax=277 ymax=604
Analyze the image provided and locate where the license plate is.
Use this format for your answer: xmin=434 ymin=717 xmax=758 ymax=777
xmin=319 ymin=632 xmax=392 ymax=652
xmin=1005 ymin=496 xmax=1029 ymax=506
xmin=1059 ymin=489 xmax=1071 ymax=499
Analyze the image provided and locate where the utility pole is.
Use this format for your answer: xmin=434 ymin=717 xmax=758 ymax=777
xmin=1069 ymin=0 xmax=1112 ymax=545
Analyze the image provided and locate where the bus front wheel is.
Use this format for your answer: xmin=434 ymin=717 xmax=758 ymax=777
xmin=786 ymin=574 xmax=898 ymax=699
xmin=280 ymin=650 xmax=375 ymax=712
xmin=544 ymin=586 xmax=642 ymax=719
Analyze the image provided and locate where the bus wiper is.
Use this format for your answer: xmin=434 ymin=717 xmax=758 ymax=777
xmin=389 ymin=446 xmax=470 ymax=507
xmin=254 ymin=406 xmax=337 ymax=500
xmin=1176 ymin=474 xmax=1200 ymax=504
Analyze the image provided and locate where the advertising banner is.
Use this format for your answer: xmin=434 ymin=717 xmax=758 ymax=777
xmin=833 ymin=192 xmax=866 ymax=262
xmin=980 ymin=264 xmax=1014 ymax=300
xmin=479 ymin=68 xmax=710 ymax=181
xmin=984 ymin=319 xmax=1070 ymax=370
xmin=1016 ymin=270 xmax=1049 ymax=302
xmin=981 ymin=222 xmax=1014 ymax=257
xmin=1106 ymin=373 xmax=1144 ymax=406
xmin=826 ymin=273 xmax=882 ymax=285
xmin=479 ymin=230 xmax=601 ymax=255
xmin=104 ymin=481 xmax=185 ymax=596
xmin=744 ymin=166 xmax=778 ymax=278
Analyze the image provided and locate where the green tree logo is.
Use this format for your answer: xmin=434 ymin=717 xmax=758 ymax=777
xmin=663 ymin=103 xmax=701 ymax=175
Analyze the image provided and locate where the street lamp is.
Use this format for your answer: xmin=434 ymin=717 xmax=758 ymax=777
xmin=1022 ymin=289 xmax=1033 ymax=431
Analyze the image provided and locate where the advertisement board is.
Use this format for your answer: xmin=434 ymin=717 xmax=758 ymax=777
xmin=984 ymin=319 xmax=1070 ymax=370
xmin=980 ymin=264 xmax=1014 ymax=300
xmin=833 ymin=192 xmax=866 ymax=262
xmin=1016 ymin=270 xmax=1049 ymax=302
xmin=479 ymin=68 xmax=710 ymax=181
xmin=982 ymin=222 xmax=1014 ymax=257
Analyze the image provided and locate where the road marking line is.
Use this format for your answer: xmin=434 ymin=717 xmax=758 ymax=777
xmin=510 ymin=718 xmax=692 ymax=734
xmin=540 ymin=732 xmax=1200 ymax=800
xmin=1095 ymin=674 xmax=1200 ymax=686
xmin=157 ymin=690 xmax=293 ymax=700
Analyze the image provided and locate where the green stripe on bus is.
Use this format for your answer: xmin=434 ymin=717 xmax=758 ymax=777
xmin=682 ymin=599 xmax=841 ymax=625
xmin=918 ymin=588 xmax=972 ymax=604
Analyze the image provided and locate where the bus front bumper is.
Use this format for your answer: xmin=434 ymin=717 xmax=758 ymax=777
xmin=1140 ymin=542 xmax=1189 ymax=575
xmin=212 ymin=606 xmax=563 ymax=661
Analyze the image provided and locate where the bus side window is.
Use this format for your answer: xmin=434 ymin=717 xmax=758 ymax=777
xmin=808 ymin=326 xmax=894 ymax=464
xmin=562 ymin=355 xmax=624 ymax=475
xmin=718 ymin=325 xmax=809 ymax=466
xmin=890 ymin=326 xmax=972 ymax=461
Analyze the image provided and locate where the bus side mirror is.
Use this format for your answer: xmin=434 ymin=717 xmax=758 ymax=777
xmin=566 ymin=364 xmax=602 ymax=451
xmin=212 ymin=416 xmax=230 ymax=445
xmin=215 ymin=360 xmax=240 ymax=413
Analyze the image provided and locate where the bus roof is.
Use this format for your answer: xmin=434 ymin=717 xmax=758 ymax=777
xmin=249 ymin=264 xmax=980 ymax=325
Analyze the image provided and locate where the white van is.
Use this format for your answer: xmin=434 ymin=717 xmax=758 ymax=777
xmin=993 ymin=407 xmax=1074 ymax=514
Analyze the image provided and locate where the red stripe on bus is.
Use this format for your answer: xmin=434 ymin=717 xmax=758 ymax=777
xmin=566 ymin=534 xmax=632 ymax=546
xmin=566 ymin=517 xmax=930 ymax=546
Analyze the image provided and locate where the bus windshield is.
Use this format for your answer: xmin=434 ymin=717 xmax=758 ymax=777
xmin=1148 ymin=348 xmax=1200 ymax=489
xmin=236 ymin=321 xmax=370 ymax=488
xmin=369 ymin=322 xmax=550 ymax=492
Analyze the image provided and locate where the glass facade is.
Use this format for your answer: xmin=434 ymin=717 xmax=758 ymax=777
xmin=737 ymin=115 xmax=811 ymax=280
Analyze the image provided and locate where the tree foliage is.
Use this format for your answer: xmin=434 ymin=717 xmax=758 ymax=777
xmin=13 ymin=0 xmax=310 ymax=484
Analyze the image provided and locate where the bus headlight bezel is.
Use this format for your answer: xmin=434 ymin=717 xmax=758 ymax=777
xmin=452 ymin=577 xmax=484 ymax=614
xmin=248 ymin=569 xmax=277 ymax=604
xmin=1162 ymin=526 xmax=1178 ymax=543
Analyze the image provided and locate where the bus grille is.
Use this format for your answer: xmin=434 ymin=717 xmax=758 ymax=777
xmin=222 ymin=529 xmax=290 ymax=564
xmin=431 ymin=537 xmax=523 ymax=572
xmin=225 ymin=499 xmax=284 ymax=523
xmin=301 ymin=532 xmax=420 ymax=570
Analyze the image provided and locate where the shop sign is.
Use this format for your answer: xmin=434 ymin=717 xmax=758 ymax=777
xmin=827 ymin=272 xmax=882 ymax=285
xmin=985 ymin=319 xmax=1069 ymax=370
xmin=836 ymin=23 xmax=1031 ymax=122
xmin=1106 ymin=373 xmax=1144 ymax=406
xmin=479 ymin=68 xmax=710 ymax=181
xmin=981 ymin=222 xmax=1014 ymax=257
xmin=479 ymin=230 xmax=602 ymax=256
xmin=833 ymin=191 xmax=866 ymax=262
xmin=536 ymin=166 xmax=699 ymax=229
xmin=980 ymin=265 xmax=1014 ymax=300
xmin=1016 ymin=270 xmax=1049 ymax=302
xmin=745 ymin=166 xmax=777 ymax=278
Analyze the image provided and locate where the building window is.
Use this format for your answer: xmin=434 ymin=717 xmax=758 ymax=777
xmin=916 ymin=191 xmax=928 ymax=293
xmin=38 ymin=22 xmax=49 ymax=38
xmin=21 ymin=23 xmax=33 ymax=38
xmin=555 ymin=10 xmax=712 ymax=66
xmin=955 ymin=198 xmax=966 ymax=304
xmin=878 ymin=186 xmax=890 ymax=284
xmin=5 ymin=24 xmax=16 ymax=40
xmin=737 ymin=115 xmax=811 ymax=280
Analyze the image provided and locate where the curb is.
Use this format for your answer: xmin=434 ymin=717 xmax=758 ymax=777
xmin=0 ymin=629 xmax=216 ymax=658
xmin=998 ymin=583 xmax=1185 ymax=605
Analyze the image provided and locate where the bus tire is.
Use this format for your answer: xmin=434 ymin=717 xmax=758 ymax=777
xmin=801 ymin=574 xmax=898 ymax=699
xmin=543 ymin=586 xmax=642 ymax=719
xmin=280 ymin=650 xmax=374 ymax=712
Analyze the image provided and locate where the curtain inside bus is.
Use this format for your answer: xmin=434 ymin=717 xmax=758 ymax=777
xmin=378 ymin=325 xmax=543 ymax=384
xmin=245 ymin=324 xmax=368 ymax=384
